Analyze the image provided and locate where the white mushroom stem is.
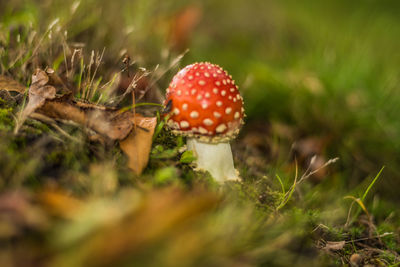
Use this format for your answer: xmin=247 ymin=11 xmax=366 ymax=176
xmin=187 ymin=138 xmax=240 ymax=183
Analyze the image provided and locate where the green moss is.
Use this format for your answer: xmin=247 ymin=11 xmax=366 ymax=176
xmin=0 ymin=106 xmax=13 ymax=130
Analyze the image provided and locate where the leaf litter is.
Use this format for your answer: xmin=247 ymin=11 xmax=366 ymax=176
xmin=2 ymin=69 xmax=157 ymax=175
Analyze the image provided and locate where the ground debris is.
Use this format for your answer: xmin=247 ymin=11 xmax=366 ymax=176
xmin=6 ymin=69 xmax=157 ymax=174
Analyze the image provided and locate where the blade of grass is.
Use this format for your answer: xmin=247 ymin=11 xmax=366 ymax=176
xmin=275 ymin=174 xmax=286 ymax=194
xmin=276 ymin=159 xmax=298 ymax=210
xmin=361 ymin=166 xmax=385 ymax=202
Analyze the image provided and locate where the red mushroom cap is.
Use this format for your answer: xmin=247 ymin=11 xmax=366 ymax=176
xmin=164 ymin=62 xmax=245 ymax=143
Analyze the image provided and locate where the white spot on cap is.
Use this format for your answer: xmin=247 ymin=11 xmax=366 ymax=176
xmin=216 ymin=101 xmax=223 ymax=107
xmin=202 ymin=103 xmax=208 ymax=109
xmin=191 ymin=89 xmax=197 ymax=95
xmin=213 ymin=73 xmax=217 ymax=78
xmin=198 ymin=127 xmax=207 ymax=134
xmin=195 ymin=72 xmax=200 ymax=76
xmin=198 ymin=80 xmax=206 ymax=86
xmin=203 ymin=118 xmax=214 ymax=126
xmin=181 ymin=80 xmax=185 ymax=84
xmin=228 ymin=96 xmax=232 ymax=100
xmin=182 ymin=103 xmax=188 ymax=110
xmin=221 ymin=90 xmax=226 ymax=96
xmin=215 ymin=81 xmax=221 ymax=86
xmin=177 ymin=90 xmax=182 ymax=96
xmin=216 ymin=124 xmax=227 ymax=133
xmin=173 ymin=108 xmax=180 ymax=115
xmin=190 ymin=111 xmax=199 ymax=118
xmin=230 ymin=88 xmax=235 ymax=92
xmin=197 ymin=95 xmax=203 ymax=100
xmin=188 ymin=75 xmax=193 ymax=80
xmin=227 ymin=79 xmax=231 ymax=84
xmin=236 ymin=94 xmax=241 ymax=99
xmin=213 ymin=88 xmax=219 ymax=94
xmin=234 ymin=112 xmax=240 ymax=119
xmin=217 ymin=70 xmax=222 ymax=74
xmin=213 ymin=111 xmax=221 ymax=118
xmin=185 ymin=91 xmax=189 ymax=96
xmin=233 ymin=98 xmax=237 ymax=102
xmin=222 ymin=79 xmax=227 ymax=85
xmin=205 ymin=92 xmax=210 ymax=98
xmin=225 ymin=107 xmax=232 ymax=114
xmin=180 ymin=121 xmax=189 ymax=128
xmin=204 ymin=72 xmax=210 ymax=77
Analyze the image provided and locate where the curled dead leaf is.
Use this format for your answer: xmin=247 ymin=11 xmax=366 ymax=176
xmin=0 ymin=75 xmax=26 ymax=94
xmin=120 ymin=114 xmax=157 ymax=175
xmin=36 ymin=100 xmax=134 ymax=140
xmin=14 ymin=69 xmax=56 ymax=133
xmin=86 ymin=109 xmax=133 ymax=140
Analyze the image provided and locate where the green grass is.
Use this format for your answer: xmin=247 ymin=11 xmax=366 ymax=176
xmin=0 ymin=0 xmax=399 ymax=266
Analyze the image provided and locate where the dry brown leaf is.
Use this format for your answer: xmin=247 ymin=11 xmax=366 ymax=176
xmin=323 ymin=241 xmax=345 ymax=251
xmin=6 ymin=69 xmax=135 ymax=140
xmin=86 ymin=109 xmax=133 ymax=140
xmin=7 ymin=70 xmax=157 ymax=173
xmin=37 ymin=100 xmax=134 ymax=140
xmin=119 ymin=114 xmax=157 ymax=175
xmin=0 ymin=75 xmax=26 ymax=93
xmin=14 ymin=69 xmax=56 ymax=133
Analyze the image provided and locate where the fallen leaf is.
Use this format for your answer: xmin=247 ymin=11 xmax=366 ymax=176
xmin=14 ymin=69 xmax=56 ymax=133
xmin=86 ymin=109 xmax=133 ymax=140
xmin=120 ymin=114 xmax=157 ymax=175
xmin=37 ymin=100 xmax=134 ymax=140
xmin=0 ymin=75 xmax=26 ymax=93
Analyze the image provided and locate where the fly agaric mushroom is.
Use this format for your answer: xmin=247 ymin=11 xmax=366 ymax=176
xmin=164 ymin=62 xmax=245 ymax=182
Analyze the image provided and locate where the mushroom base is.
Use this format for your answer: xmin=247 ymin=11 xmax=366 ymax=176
xmin=187 ymin=138 xmax=240 ymax=183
